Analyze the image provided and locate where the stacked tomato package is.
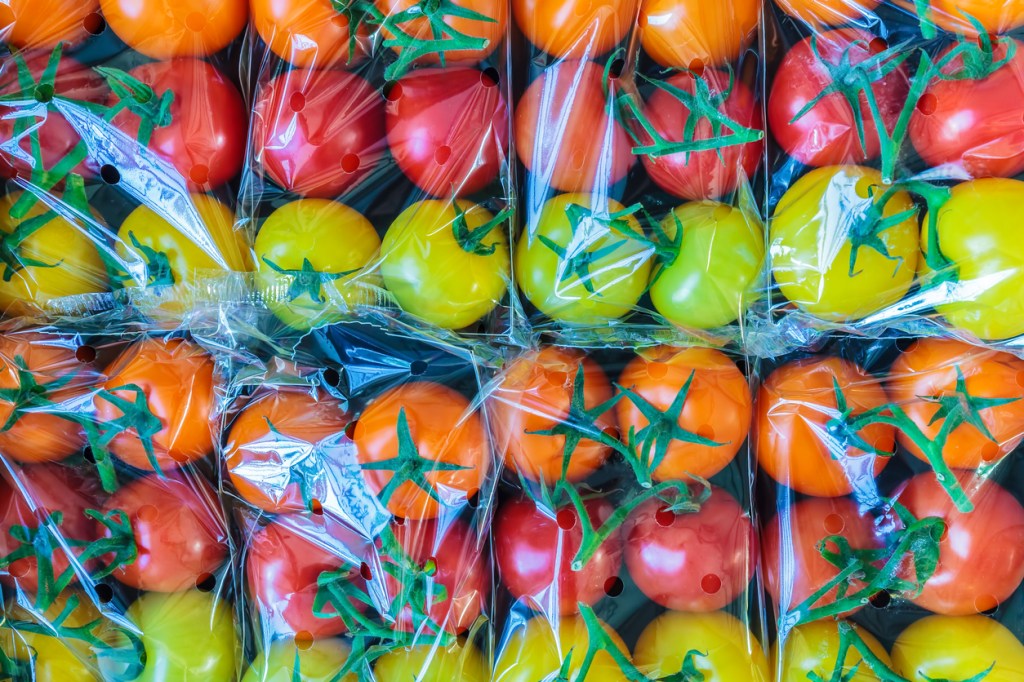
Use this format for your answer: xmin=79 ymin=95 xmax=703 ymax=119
xmin=510 ymin=0 xmax=766 ymax=346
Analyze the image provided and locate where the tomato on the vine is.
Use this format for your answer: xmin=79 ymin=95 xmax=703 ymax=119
xmin=493 ymin=614 xmax=631 ymax=682
xmin=99 ymin=0 xmax=248 ymax=59
xmin=773 ymin=0 xmax=881 ymax=27
xmin=251 ymin=0 xmax=369 ymax=69
xmin=513 ymin=0 xmax=636 ymax=60
xmin=374 ymin=641 xmax=489 ymax=682
xmin=892 ymin=615 xmax=1024 ymax=682
xmin=773 ymin=620 xmax=892 ymax=682
xmin=638 ymin=0 xmax=760 ymax=70
xmin=0 ymin=0 xmax=101 ymax=50
xmin=242 ymin=638 xmax=356 ymax=682
xmin=634 ymin=611 xmax=770 ymax=680
xmin=377 ymin=0 xmax=507 ymax=66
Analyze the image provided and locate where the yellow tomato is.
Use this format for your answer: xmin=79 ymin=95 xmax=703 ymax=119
xmin=773 ymin=620 xmax=891 ymax=682
xmin=634 ymin=611 xmax=770 ymax=681
xmin=242 ymin=638 xmax=356 ymax=682
xmin=1 ymin=589 xmax=101 ymax=682
xmin=493 ymin=615 xmax=632 ymax=682
xmin=892 ymin=615 xmax=1024 ymax=682
xmin=374 ymin=640 xmax=488 ymax=682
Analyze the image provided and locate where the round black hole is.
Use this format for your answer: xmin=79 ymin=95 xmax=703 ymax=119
xmin=95 ymin=583 xmax=113 ymax=603
xmin=466 ymin=490 xmax=480 ymax=509
xmin=83 ymin=12 xmax=106 ymax=36
xmin=322 ymin=368 xmax=341 ymax=388
xmin=82 ymin=447 xmax=95 ymax=464
xmin=481 ymin=66 xmax=500 ymax=85
xmin=359 ymin=562 xmax=373 ymax=581
xmin=100 ymin=165 xmax=120 ymax=185
xmin=195 ymin=572 xmax=216 ymax=592
xmin=383 ymin=81 xmax=402 ymax=101
xmin=75 ymin=345 xmax=96 ymax=363
xmin=603 ymin=576 xmax=623 ymax=597
xmin=607 ymin=58 xmax=625 ymax=79
xmin=344 ymin=420 xmax=358 ymax=439
xmin=869 ymin=590 xmax=891 ymax=609
xmin=895 ymin=338 xmax=915 ymax=353
xmin=410 ymin=360 xmax=428 ymax=376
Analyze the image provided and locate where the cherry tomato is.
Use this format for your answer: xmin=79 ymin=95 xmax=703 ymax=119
xmin=896 ymin=0 xmax=1024 ymax=36
xmin=616 ymin=347 xmax=751 ymax=482
xmin=374 ymin=641 xmax=489 ymax=682
xmin=768 ymin=30 xmax=909 ymax=167
xmin=353 ymin=382 xmax=488 ymax=520
xmin=487 ymin=346 xmax=617 ymax=483
xmin=649 ymin=201 xmax=764 ymax=330
xmin=515 ymin=194 xmax=653 ymax=325
xmin=756 ymin=357 xmax=894 ymax=498
xmin=898 ymin=473 xmax=1024 ymax=616
xmin=380 ymin=199 xmax=510 ymax=329
xmin=888 ymin=338 xmax=1024 ymax=469
xmin=0 ymin=0 xmax=101 ymax=49
xmin=99 ymin=0 xmax=248 ymax=59
xmin=493 ymin=614 xmax=632 ymax=682
xmin=251 ymin=0 xmax=369 ymax=69
xmin=770 ymin=166 xmax=920 ymax=322
xmin=494 ymin=496 xmax=623 ymax=614
xmin=773 ymin=620 xmax=891 ymax=682
xmin=377 ymin=0 xmax=507 ymax=66
xmin=639 ymin=0 xmax=759 ymax=70
xmin=892 ymin=615 xmax=1024 ymax=681
xmin=243 ymin=638 xmax=356 ymax=682
xmin=638 ymin=69 xmax=763 ymax=201
xmin=634 ymin=611 xmax=770 ymax=681
xmin=513 ymin=0 xmax=637 ymax=60
xmin=624 ymin=487 xmax=755 ymax=612
xmin=253 ymin=68 xmax=385 ymax=199
xmin=94 ymin=337 xmax=217 ymax=471
xmin=773 ymin=0 xmax=881 ymax=27
xmin=515 ymin=61 xmax=634 ymax=193
xmin=385 ymin=66 xmax=508 ymax=197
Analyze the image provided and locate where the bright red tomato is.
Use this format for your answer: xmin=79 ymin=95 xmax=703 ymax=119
xmin=111 ymin=58 xmax=247 ymax=190
xmin=386 ymin=66 xmax=509 ymax=197
xmin=0 ymin=0 xmax=101 ymax=50
xmin=494 ymin=496 xmax=623 ymax=614
xmin=253 ymin=68 xmax=385 ymax=198
xmin=251 ymin=0 xmax=370 ymax=69
xmin=768 ymin=29 xmax=909 ymax=167
xmin=99 ymin=0 xmax=248 ymax=59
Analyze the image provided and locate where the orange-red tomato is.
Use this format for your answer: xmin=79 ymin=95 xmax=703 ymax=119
xmin=756 ymin=357 xmax=894 ymax=498
xmin=488 ymin=346 xmax=617 ymax=484
xmin=894 ymin=0 xmax=1024 ymax=36
xmin=378 ymin=0 xmax=506 ymax=65
xmin=773 ymin=0 xmax=881 ymax=27
xmin=94 ymin=337 xmax=216 ymax=472
xmin=513 ymin=0 xmax=637 ymax=60
xmin=251 ymin=0 xmax=369 ymax=68
xmin=888 ymin=339 xmax=1024 ymax=470
xmin=99 ymin=0 xmax=248 ymax=59
xmin=615 ymin=346 xmax=751 ymax=482
xmin=353 ymin=382 xmax=488 ymax=520
xmin=0 ymin=0 xmax=101 ymax=50
xmin=639 ymin=0 xmax=760 ymax=70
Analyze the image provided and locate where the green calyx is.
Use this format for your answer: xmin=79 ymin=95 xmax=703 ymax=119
xmin=92 ymin=383 xmax=164 ymax=476
xmin=379 ymin=0 xmax=496 ymax=80
xmin=118 ymin=231 xmax=175 ymax=289
xmin=452 ymin=203 xmax=513 ymax=257
xmin=844 ymin=183 xmax=917 ymax=279
xmin=262 ymin=257 xmax=354 ymax=305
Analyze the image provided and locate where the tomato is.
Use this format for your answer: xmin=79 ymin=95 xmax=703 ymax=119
xmin=649 ymin=201 xmax=764 ymax=329
xmin=494 ymin=496 xmax=623 ymax=614
xmin=0 ymin=0 xmax=101 ymax=49
xmin=378 ymin=0 xmax=507 ymax=66
xmin=374 ymin=640 xmax=488 ymax=682
xmin=921 ymin=177 xmax=1024 ymax=341
xmin=768 ymin=30 xmax=909 ymax=167
xmin=513 ymin=0 xmax=637 ymax=60
xmin=615 ymin=347 xmax=751 ymax=482
xmin=253 ymin=68 xmax=385 ymax=199
xmin=773 ymin=620 xmax=891 ymax=682
xmin=243 ymin=638 xmax=356 ymax=682
xmin=225 ymin=388 xmax=351 ymax=514
xmin=385 ymin=67 xmax=508 ymax=197
xmin=94 ymin=337 xmax=216 ymax=471
xmin=897 ymin=473 xmax=1024 ymax=616
xmin=99 ymin=0 xmax=248 ymax=59
xmin=515 ymin=194 xmax=653 ymax=325
xmin=634 ymin=611 xmax=770 ymax=681
xmin=897 ymin=0 xmax=1024 ymax=36
xmin=638 ymin=70 xmax=763 ymax=201
xmin=380 ymin=199 xmax=509 ymax=329
xmin=255 ymin=199 xmax=381 ymax=332
xmin=251 ymin=0 xmax=369 ymax=69
xmin=773 ymin=0 xmax=881 ymax=26
xmin=624 ymin=487 xmax=755 ymax=612
xmin=762 ymin=496 xmax=884 ymax=614
xmin=892 ymin=615 xmax=1024 ymax=682
xmin=756 ymin=357 xmax=894 ymax=498
xmin=110 ymin=59 xmax=247 ymax=190
xmin=888 ymin=339 xmax=1024 ymax=469
xmin=493 ymin=614 xmax=631 ymax=682
xmin=515 ymin=61 xmax=634 ymax=193
xmin=639 ymin=0 xmax=760 ymax=69
xmin=770 ymin=166 xmax=920 ymax=322
xmin=0 ymin=464 xmax=103 ymax=595
xmin=487 ymin=346 xmax=617 ymax=484
xmin=353 ymin=382 xmax=488 ymax=520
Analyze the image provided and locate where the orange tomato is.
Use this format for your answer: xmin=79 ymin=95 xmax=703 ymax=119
xmin=615 ymin=346 xmax=751 ymax=482
xmin=639 ymin=0 xmax=760 ymax=70
xmin=895 ymin=0 xmax=1024 ymax=35
xmin=251 ymin=0 xmax=369 ymax=69
xmin=0 ymin=0 xmax=101 ymax=50
xmin=773 ymin=0 xmax=881 ymax=27
xmin=756 ymin=357 xmax=894 ymax=498
xmin=513 ymin=0 xmax=638 ymax=60
xmin=353 ymin=382 xmax=488 ymax=520
xmin=94 ymin=337 xmax=216 ymax=471
xmin=377 ymin=0 xmax=506 ymax=65
xmin=99 ymin=0 xmax=248 ymax=59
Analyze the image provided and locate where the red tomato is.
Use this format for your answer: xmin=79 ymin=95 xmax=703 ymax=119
xmin=0 ymin=0 xmax=101 ymax=49
xmin=513 ymin=0 xmax=637 ymax=60
xmin=251 ymin=0 xmax=370 ymax=69
xmin=515 ymin=60 xmax=634 ymax=193
xmin=638 ymin=0 xmax=760 ymax=70
xmin=756 ymin=357 xmax=894 ymax=498
xmin=898 ymin=473 xmax=1024 ymax=616
xmin=99 ymin=0 xmax=248 ymax=59
xmin=494 ymin=497 xmax=623 ymax=614
xmin=254 ymin=68 xmax=385 ymax=199
xmin=0 ymin=464 xmax=103 ymax=594
xmin=762 ymin=496 xmax=884 ymax=615
xmin=624 ymin=486 xmax=755 ymax=612
xmin=111 ymin=58 xmax=247 ymax=190
xmin=101 ymin=472 xmax=227 ymax=593
xmin=378 ymin=0 xmax=507 ymax=65
xmin=909 ymin=39 xmax=1024 ymax=180
xmin=637 ymin=69 xmax=763 ymax=200
xmin=768 ymin=29 xmax=909 ymax=167
xmin=385 ymin=66 xmax=509 ymax=197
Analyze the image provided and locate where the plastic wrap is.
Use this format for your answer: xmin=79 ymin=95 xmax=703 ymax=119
xmin=758 ymin=335 xmax=1024 ymax=680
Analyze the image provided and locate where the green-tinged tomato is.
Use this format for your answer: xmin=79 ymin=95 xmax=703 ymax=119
xmin=773 ymin=620 xmax=891 ymax=682
xmin=634 ymin=611 xmax=770 ymax=681
xmin=892 ymin=615 xmax=1024 ymax=681
xmin=493 ymin=615 xmax=631 ymax=682
xmin=380 ymin=199 xmax=510 ymax=329
xmin=254 ymin=199 xmax=382 ymax=331
xmin=515 ymin=193 xmax=654 ymax=326
xmin=242 ymin=638 xmax=355 ymax=682
xmin=771 ymin=166 xmax=919 ymax=322
xmin=1 ymin=589 xmax=102 ymax=682
xmin=374 ymin=641 xmax=488 ymax=682
xmin=650 ymin=201 xmax=764 ymax=329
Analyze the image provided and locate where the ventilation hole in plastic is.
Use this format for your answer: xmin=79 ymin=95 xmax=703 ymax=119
xmin=655 ymin=506 xmax=675 ymax=527
xmin=82 ymin=447 xmax=95 ymax=463
xmin=608 ymin=58 xmax=625 ymax=79
xmin=545 ymin=369 xmax=569 ymax=387
xmin=95 ymin=583 xmax=114 ymax=603
xmin=869 ymin=590 xmax=891 ymax=609
xmin=647 ymin=361 xmax=668 ymax=380
xmin=823 ymin=513 xmax=846 ymax=535
xmin=341 ymin=153 xmax=360 ymax=173
xmin=392 ymin=515 xmax=406 ymax=526
xmin=434 ymin=145 xmax=452 ymax=166
xmin=310 ymin=499 xmax=323 ymax=515
xmin=556 ymin=508 xmax=577 ymax=530
xmin=189 ymin=165 xmax=209 ymax=185
xmin=360 ymin=562 xmax=373 ymax=581
xmin=481 ymin=67 xmax=500 ymax=86
xmin=34 ymin=84 xmax=54 ymax=104
xmin=185 ymin=12 xmax=207 ymax=32
xmin=700 ymin=573 xmax=722 ymax=595
xmin=137 ymin=505 xmax=158 ymax=522
xmin=84 ymin=12 xmax=106 ymax=35
xmin=868 ymin=37 xmax=888 ymax=54
xmin=195 ymin=572 xmax=215 ymax=592
xmin=976 ymin=595 xmax=999 ymax=615
xmin=917 ymin=93 xmax=937 ymax=116
xmin=384 ymin=81 xmax=403 ymax=101
xmin=322 ymin=368 xmax=341 ymax=388
xmin=981 ymin=441 xmax=1002 ymax=462
xmin=101 ymin=165 xmax=120 ymax=185
xmin=76 ymin=345 xmax=97 ymax=363
xmin=344 ymin=420 xmax=358 ymax=439
xmin=410 ymin=360 xmax=428 ymax=376
xmin=637 ymin=11 xmax=649 ymax=28
xmin=465 ymin=488 xmax=480 ymax=509
xmin=933 ymin=520 xmax=949 ymax=542
xmin=896 ymin=338 xmax=915 ymax=353
xmin=331 ymin=13 xmax=351 ymax=28
xmin=569 ymin=149 xmax=586 ymax=172
xmin=10 ymin=561 xmax=29 ymax=578
xmin=289 ymin=92 xmax=306 ymax=113
xmin=294 ymin=631 xmax=314 ymax=650
xmin=688 ymin=58 xmax=705 ymax=76
xmin=604 ymin=576 xmax=624 ymax=597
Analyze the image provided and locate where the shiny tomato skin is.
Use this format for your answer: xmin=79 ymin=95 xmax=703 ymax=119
xmin=513 ymin=0 xmax=637 ymax=60
xmin=243 ymin=638 xmax=357 ymax=682
xmin=493 ymin=614 xmax=632 ymax=682
xmin=378 ymin=0 xmax=507 ymax=65
xmin=494 ymin=496 xmax=622 ymax=614
xmin=110 ymin=58 xmax=247 ymax=190
xmin=374 ymin=641 xmax=489 ymax=682
xmin=774 ymin=620 xmax=892 ymax=682
xmin=892 ymin=615 xmax=1024 ymax=681
xmin=896 ymin=0 xmax=1024 ymax=36
xmin=99 ymin=0 xmax=248 ymax=59
xmin=385 ymin=67 xmax=508 ymax=197
xmin=515 ymin=60 xmax=634 ymax=193
xmin=0 ymin=0 xmax=101 ymax=49
xmin=638 ymin=0 xmax=760 ymax=70
xmin=768 ymin=29 xmax=909 ymax=167
xmin=639 ymin=70 xmax=763 ymax=201
xmin=101 ymin=472 xmax=228 ymax=593
xmin=774 ymin=0 xmax=881 ymax=26
xmin=252 ymin=0 xmax=369 ymax=69
xmin=635 ymin=611 xmax=771 ymax=681
xmin=2 ymin=588 xmax=104 ymax=682
xmin=254 ymin=68 xmax=385 ymax=199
